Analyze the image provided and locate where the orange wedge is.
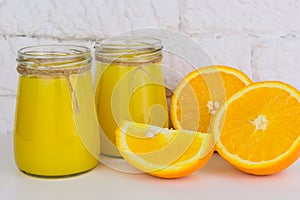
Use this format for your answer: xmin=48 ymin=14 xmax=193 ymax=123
xmin=115 ymin=121 xmax=214 ymax=178
xmin=171 ymin=65 xmax=252 ymax=132
xmin=214 ymin=81 xmax=300 ymax=175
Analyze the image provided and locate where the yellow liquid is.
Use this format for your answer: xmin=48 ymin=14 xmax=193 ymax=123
xmin=14 ymin=72 xmax=100 ymax=177
xmin=95 ymin=62 xmax=169 ymax=157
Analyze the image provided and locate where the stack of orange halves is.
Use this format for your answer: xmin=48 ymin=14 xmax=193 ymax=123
xmin=115 ymin=65 xmax=300 ymax=178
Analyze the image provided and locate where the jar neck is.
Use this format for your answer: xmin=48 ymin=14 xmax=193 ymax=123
xmin=17 ymin=45 xmax=91 ymax=76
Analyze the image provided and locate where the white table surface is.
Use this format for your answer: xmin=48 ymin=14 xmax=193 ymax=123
xmin=1 ymin=134 xmax=300 ymax=200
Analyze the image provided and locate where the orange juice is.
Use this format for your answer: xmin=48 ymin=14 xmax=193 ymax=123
xmin=95 ymin=37 xmax=169 ymax=157
xmin=14 ymin=45 xmax=99 ymax=177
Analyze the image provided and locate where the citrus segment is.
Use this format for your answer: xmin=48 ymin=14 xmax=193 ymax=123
xmin=171 ymin=65 xmax=252 ymax=133
xmin=115 ymin=121 xmax=214 ymax=178
xmin=214 ymin=81 xmax=300 ymax=175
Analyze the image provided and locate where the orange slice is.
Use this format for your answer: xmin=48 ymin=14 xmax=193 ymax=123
xmin=214 ymin=81 xmax=300 ymax=175
xmin=115 ymin=121 xmax=214 ymax=178
xmin=171 ymin=65 xmax=252 ymax=132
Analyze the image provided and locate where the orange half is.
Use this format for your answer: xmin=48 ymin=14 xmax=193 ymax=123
xmin=171 ymin=65 xmax=252 ymax=132
xmin=214 ymin=81 xmax=300 ymax=175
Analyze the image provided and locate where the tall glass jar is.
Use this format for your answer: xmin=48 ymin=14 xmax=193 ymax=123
xmin=14 ymin=45 xmax=100 ymax=177
xmin=95 ymin=37 xmax=169 ymax=157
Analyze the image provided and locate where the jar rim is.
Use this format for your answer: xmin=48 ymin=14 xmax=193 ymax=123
xmin=95 ymin=37 xmax=163 ymax=65
xmin=17 ymin=44 xmax=91 ymax=60
xmin=95 ymin=37 xmax=162 ymax=53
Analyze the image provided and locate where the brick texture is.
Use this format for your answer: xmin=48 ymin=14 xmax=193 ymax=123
xmin=1 ymin=0 xmax=300 ymax=133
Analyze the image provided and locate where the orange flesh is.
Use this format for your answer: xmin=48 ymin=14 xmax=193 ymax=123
xmin=220 ymin=87 xmax=300 ymax=162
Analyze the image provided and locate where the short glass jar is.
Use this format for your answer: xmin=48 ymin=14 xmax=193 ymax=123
xmin=95 ymin=37 xmax=169 ymax=157
xmin=14 ymin=45 xmax=100 ymax=177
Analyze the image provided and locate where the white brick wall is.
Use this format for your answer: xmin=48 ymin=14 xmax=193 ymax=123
xmin=181 ymin=0 xmax=300 ymax=37
xmin=253 ymin=37 xmax=300 ymax=87
xmin=1 ymin=0 xmax=300 ymax=134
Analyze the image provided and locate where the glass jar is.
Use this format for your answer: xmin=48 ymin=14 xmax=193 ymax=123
xmin=95 ymin=37 xmax=169 ymax=157
xmin=14 ymin=45 xmax=100 ymax=177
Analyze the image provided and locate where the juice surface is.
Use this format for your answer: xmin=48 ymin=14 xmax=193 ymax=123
xmin=95 ymin=62 xmax=169 ymax=157
xmin=14 ymin=72 xmax=100 ymax=177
